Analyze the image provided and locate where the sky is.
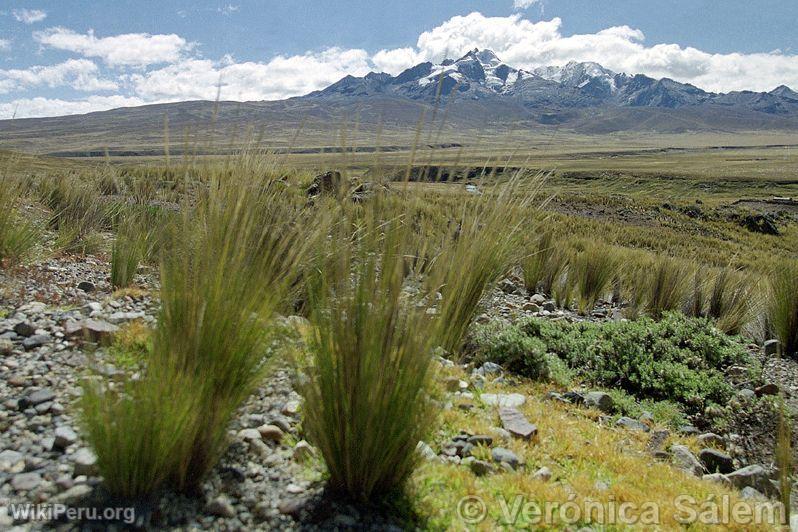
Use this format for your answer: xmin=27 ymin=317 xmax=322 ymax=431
xmin=2 ymin=0 xmax=798 ymax=118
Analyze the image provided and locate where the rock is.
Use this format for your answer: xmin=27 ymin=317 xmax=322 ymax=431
xmin=443 ymin=377 xmax=461 ymax=392
xmin=678 ymin=425 xmax=700 ymax=436
xmin=77 ymin=281 xmax=96 ymax=292
xmin=473 ymin=362 xmax=503 ymax=377
xmin=467 ymin=435 xmax=493 ymax=447
xmin=13 ymin=322 xmax=36 ymax=337
xmin=646 ymin=430 xmax=671 ymax=453
xmin=499 ymin=278 xmax=521 ymax=295
xmin=257 ymin=424 xmax=284 ymax=442
xmin=499 ymin=407 xmax=538 ymax=440
xmin=22 ymin=334 xmax=50 ymax=350
xmin=698 ymin=449 xmax=734 ymax=474
xmin=416 ymin=441 xmax=438 ymax=462
xmin=523 ymin=302 xmax=540 ymax=312
xmin=491 ymin=447 xmax=520 ymax=469
xmin=740 ymin=487 xmax=767 ymax=500
xmin=278 ymin=497 xmax=308 ymax=517
xmin=50 ymin=484 xmax=92 ymax=505
xmin=584 ymin=391 xmax=614 ymax=413
xmin=0 ymin=450 xmax=25 ymax=473
xmin=763 ymin=339 xmax=780 ymax=356
xmin=238 ymin=428 xmax=262 ymax=442
xmin=82 ymin=319 xmax=119 ymax=343
xmin=306 ymin=170 xmax=343 ymax=197
xmin=542 ymin=301 xmax=556 ymax=312
xmin=737 ymin=389 xmax=756 ymax=401
xmin=281 ymin=400 xmax=301 ymax=416
xmin=107 ymin=311 xmax=145 ymax=324
xmin=532 ymin=466 xmax=552 ymax=482
xmin=54 ymin=426 xmax=79 ymax=450
xmin=23 ymin=388 xmax=56 ymax=408
xmin=615 ymin=417 xmax=650 ymax=432
xmin=73 ymin=448 xmax=98 ymax=477
xmin=563 ymin=391 xmax=586 ymax=404
xmin=696 ymin=433 xmax=724 ymax=448
xmin=739 ymin=213 xmax=779 ymax=235
xmin=530 ymin=294 xmax=546 ymax=304
xmin=0 ymin=338 xmax=13 ymax=355
xmin=206 ymin=495 xmax=236 ymax=518
xmin=702 ymin=473 xmax=731 ymax=487
xmin=726 ymin=465 xmax=778 ymax=498
xmin=481 ymin=393 xmax=525 ymax=408
xmin=11 ymin=472 xmax=42 ymax=491
xmin=469 ymin=460 xmax=494 ymax=476
xmin=754 ymin=383 xmax=779 ymax=397
xmin=293 ymin=440 xmax=315 ymax=463
xmin=670 ymin=445 xmax=705 ymax=476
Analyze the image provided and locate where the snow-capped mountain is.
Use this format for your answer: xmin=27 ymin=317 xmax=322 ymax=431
xmin=310 ymin=48 xmax=798 ymax=115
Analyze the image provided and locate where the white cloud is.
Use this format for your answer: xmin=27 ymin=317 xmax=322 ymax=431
xmin=12 ymin=8 xmax=47 ymax=24
xmin=34 ymin=27 xmax=193 ymax=67
xmin=130 ymin=47 xmax=372 ymax=101
xmin=513 ymin=0 xmax=539 ymax=9
xmin=0 ymin=39 xmax=10 ymax=51
xmin=218 ymin=4 xmax=240 ymax=16
xmin=0 ymin=59 xmax=117 ymax=93
xmin=0 ymin=95 xmax=145 ymax=119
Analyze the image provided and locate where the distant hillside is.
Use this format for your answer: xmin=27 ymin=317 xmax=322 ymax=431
xmin=2 ymin=49 xmax=798 ymax=155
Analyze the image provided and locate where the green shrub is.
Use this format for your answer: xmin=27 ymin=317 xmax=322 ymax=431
xmin=300 ymin=207 xmax=438 ymax=501
xmin=769 ymin=260 xmax=798 ymax=358
xmin=473 ymin=324 xmax=550 ymax=381
xmin=481 ymin=313 xmax=752 ymax=413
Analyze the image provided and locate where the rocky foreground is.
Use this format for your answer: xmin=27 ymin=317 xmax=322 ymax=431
xmin=0 ymin=255 xmax=796 ymax=530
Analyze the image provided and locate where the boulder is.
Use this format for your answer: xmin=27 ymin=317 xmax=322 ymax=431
xmin=670 ymin=445 xmax=705 ymax=476
xmin=726 ymin=465 xmax=779 ymax=498
xmin=584 ymin=391 xmax=614 ymax=413
xmin=698 ymin=448 xmax=734 ymax=474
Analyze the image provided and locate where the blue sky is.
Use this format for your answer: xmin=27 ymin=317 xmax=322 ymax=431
xmin=2 ymin=0 xmax=798 ymax=117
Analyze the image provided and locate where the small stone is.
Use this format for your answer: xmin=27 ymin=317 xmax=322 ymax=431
xmin=0 ymin=450 xmax=25 ymax=473
xmin=278 ymin=497 xmax=308 ymax=517
xmin=646 ymin=430 xmax=671 ymax=453
xmin=499 ymin=407 xmax=538 ymax=440
xmin=416 ymin=441 xmax=438 ymax=462
xmin=542 ymin=301 xmax=556 ymax=312
xmin=754 ymin=383 xmax=779 ymax=397
xmin=473 ymin=362 xmax=503 ymax=376
xmin=82 ymin=320 xmax=119 ymax=343
xmin=73 ymin=448 xmax=98 ymax=477
xmin=0 ymin=338 xmax=13 ymax=355
xmin=491 ymin=447 xmax=520 ymax=469
xmin=257 ymin=424 xmax=284 ymax=442
xmin=584 ymin=391 xmax=614 ymax=413
xmin=481 ymin=393 xmax=525 ymax=408
xmin=763 ymin=339 xmax=780 ymax=356
xmin=206 ymin=495 xmax=236 ymax=518
xmin=51 ymin=484 xmax=92 ymax=505
xmin=670 ymin=445 xmax=705 ymax=476
xmin=22 ymin=334 xmax=50 ymax=350
xmin=238 ymin=428 xmax=262 ymax=442
xmin=24 ymin=388 xmax=56 ymax=407
xmin=615 ymin=417 xmax=650 ymax=432
xmin=678 ymin=425 xmax=700 ymax=435
xmin=11 ymin=472 xmax=42 ymax=491
xmin=469 ymin=460 xmax=494 ymax=476
xmin=13 ymin=322 xmax=35 ymax=337
xmin=532 ymin=466 xmax=552 ymax=482
xmin=523 ymin=302 xmax=540 ymax=312
xmin=54 ymin=426 xmax=79 ymax=450
xmin=696 ymin=433 xmax=724 ymax=448
xmin=740 ymin=487 xmax=767 ymax=500
xmin=530 ymin=294 xmax=546 ymax=304
xmin=77 ymin=281 xmax=96 ymax=292
xmin=281 ymin=400 xmax=301 ymax=416
xmin=292 ymin=440 xmax=315 ymax=463
xmin=699 ymin=449 xmax=734 ymax=474
xmin=737 ymin=389 xmax=756 ymax=401
xmin=467 ymin=435 xmax=494 ymax=447
xmin=703 ymin=473 xmax=731 ymax=487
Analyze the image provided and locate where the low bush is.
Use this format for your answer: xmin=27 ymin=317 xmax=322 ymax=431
xmin=472 ymin=324 xmax=550 ymax=381
xmin=475 ymin=313 xmax=752 ymax=413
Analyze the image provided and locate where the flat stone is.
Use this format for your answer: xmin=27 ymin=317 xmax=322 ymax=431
xmin=491 ymin=447 xmax=520 ymax=469
xmin=499 ymin=407 xmax=538 ymax=440
xmin=238 ymin=428 xmax=262 ymax=442
xmin=481 ymin=393 xmax=525 ymax=408
xmin=281 ymin=400 xmax=301 ymax=416
xmin=670 ymin=445 xmax=705 ymax=476
xmin=24 ymin=388 xmax=56 ymax=407
xmin=754 ymin=383 xmax=779 ymax=397
xmin=726 ymin=465 xmax=778 ymax=498
xmin=0 ymin=450 xmax=25 ymax=473
xmin=72 ymin=448 xmax=98 ymax=477
xmin=699 ymin=448 xmax=734 ymax=474
xmin=467 ymin=435 xmax=493 ymax=447
xmin=469 ymin=460 xmax=494 ymax=476
xmin=11 ymin=472 xmax=42 ymax=491
xmin=763 ymin=339 xmax=780 ymax=356
xmin=22 ymin=334 xmax=50 ymax=351
xmin=696 ymin=433 xmax=724 ymax=448
xmin=50 ymin=484 xmax=92 ymax=505
xmin=615 ymin=416 xmax=650 ymax=432
xmin=54 ymin=426 xmax=79 ymax=450
xmin=416 ymin=441 xmax=438 ymax=462
xmin=257 ymin=424 xmax=284 ymax=442
xmin=584 ymin=391 xmax=614 ymax=413
xmin=81 ymin=320 xmax=119 ymax=343
xmin=678 ymin=425 xmax=700 ymax=435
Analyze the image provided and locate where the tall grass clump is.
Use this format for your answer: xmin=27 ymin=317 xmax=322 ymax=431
xmin=300 ymin=200 xmax=439 ymax=501
xmin=571 ymin=241 xmax=620 ymax=314
xmin=644 ymin=255 xmax=691 ymax=320
xmin=432 ymin=174 xmax=536 ymax=354
xmin=82 ymin=156 xmax=312 ymax=497
xmin=707 ymin=268 xmax=755 ymax=335
xmin=768 ymin=260 xmax=798 ymax=358
xmin=40 ymin=175 xmax=107 ymax=253
xmin=522 ymin=230 xmax=569 ymax=296
xmin=0 ymin=177 xmax=38 ymax=265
